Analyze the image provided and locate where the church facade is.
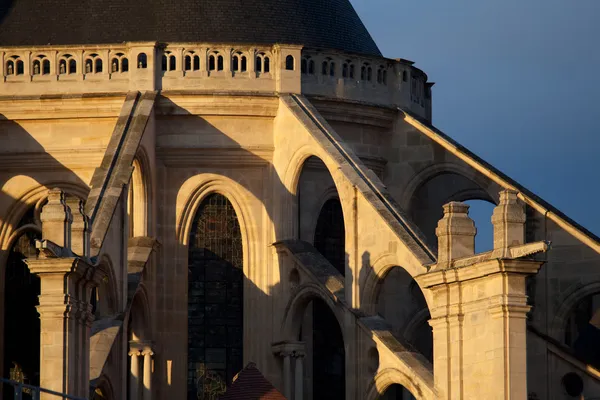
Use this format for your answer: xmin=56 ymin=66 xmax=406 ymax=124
xmin=0 ymin=1 xmax=598 ymax=399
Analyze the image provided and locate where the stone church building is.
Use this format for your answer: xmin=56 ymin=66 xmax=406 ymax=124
xmin=0 ymin=0 xmax=598 ymax=399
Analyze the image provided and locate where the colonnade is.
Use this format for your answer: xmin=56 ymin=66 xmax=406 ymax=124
xmin=128 ymin=341 xmax=154 ymax=400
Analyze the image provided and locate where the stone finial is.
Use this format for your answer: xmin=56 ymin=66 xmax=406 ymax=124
xmin=436 ymin=201 xmax=476 ymax=263
xmin=40 ymin=188 xmax=72 ymax=249
xmin=491 ymin=189 xmax=525 ymax=251
xmin=65 ymin=196 xmax=90 ymax=258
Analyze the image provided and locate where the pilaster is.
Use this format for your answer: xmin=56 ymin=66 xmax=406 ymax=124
xmin=26 ymin=256 xmax=99 ymax=399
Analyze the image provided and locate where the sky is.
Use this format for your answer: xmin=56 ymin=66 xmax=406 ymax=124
xmin=351 ymin=0 xmax=600 ymax=250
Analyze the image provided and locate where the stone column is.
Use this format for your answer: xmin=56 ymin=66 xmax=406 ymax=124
xmin=129 ymin=347 xmax=141 ymax=400
xmin=281 ymin=351 xmax=292 ymax=400
xmin=27 ymin=257 xmax=96 ymax=399
xmin=293 ymin=351 xmax=304 ymax=400
xmin=272 ymin=341 xmax=306 ymax=399
xmin=142 ymin=346 xmax=154 ymax=400
xmin=25 ymin=189 xmax=101 ymax=399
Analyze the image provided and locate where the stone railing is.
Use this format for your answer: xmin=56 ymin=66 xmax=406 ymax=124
xmin=0 ymin=42 xmax=432 ymax=119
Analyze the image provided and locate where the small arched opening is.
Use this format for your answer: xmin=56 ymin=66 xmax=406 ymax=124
xmin=407 ymin=171 xmax=496 ymax=249
xmin=564 ymin=292 xmax=600 ymax=369
xmin=285 ymin=287 xmax=346 ymax=400
xmin=296 ymin=156 xmax=345 ymax=276
xmin=285 ymin=55 xmax=294 ymax=71
xmin=376 ymin=266 xmax=432 ymax=362
xmin=127 ymin=157 xmax=148 ymax=238
xmin=379 ymin=384 xmax=417 ymax=400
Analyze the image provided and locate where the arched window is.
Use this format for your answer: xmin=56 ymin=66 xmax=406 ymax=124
xmin=59 ymin=59 xmax=67 ymax=75
xmin=314 ymin=198 xmax=345 ymax=276
xmin=285 ymin=55 xmax=294 ymax=71
xmin=565 ymin=293 xmax=600 ymax=369
xmin=84 ymin=54 xmax=103 ymax=74
xmin=342 ymin=63 xmax=348 ymax=78
xmin=256 ymin=53 xmax=270 ymax=74
xmin=193 ymin=55 xmax=200 ymax=71
xmin=111 ymin=58 xmax=119 ymax=73
xmin=322 ymin=61 xmax=328 ymax=75
xmin=162 ymin=51 xmax=176 ymax=72
xmin=308 ymin=59 xmax=315 ymax=75
xmin=349 ymin=64 xmax=355 ymax=79
xmin=301 ymin=58 xmax=308 ymax=74
xmin=382 ymin=70 xmax=387 ymax=85
xmin=377 ymin=69 xmax=382 ymax=84
xmin=188 ymin=193 xmax=243 ymax=399
xmin=137 ymin=53 xmax=148 ymax=69
xmin=42 ymin=59 xmax=50 ymax=75
xmin=185 ymin=55 xmax=192 ymax=71
xmin=209 ymin=54 xmax=216 ymax=71
xmin=6 ymin=59 xmax=14 ymax=75
xmin=95 ymin=58 xmax=103 ymax=73
xmin=232 ymin=52 xmax=246 ymax=73
xmin=68 ymin=59 xmax=76 ymax=74
xmin=329 ymin=62 xmax=335 ymax=77
xmin=367 ymin=66 xmax=372 ymax=81
xmin=360 ymin=65 xmax=366 ymax=81
xmin=3 ymin=208 xmax=41 ymax=397
xmin=402 ymin=70 xmax=408 ymax=82
xmin=32 ymin=60 xmax=41 ymax=75
xmin=256 ymin=57 xmax=262 ymax=73
xmin=217 ymin=55 xmax=224 ymax=71
xmin=59 ymin=54 xmax=76 ymax=75
xmin=85 ymin=59 xmax=93 ymax=74
xmin=110 ymin=53 xmax=128 ymax=73
xmin=312 ymin=299 xmax=345 ymax=399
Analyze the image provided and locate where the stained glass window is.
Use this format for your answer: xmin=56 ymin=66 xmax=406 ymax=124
xmin=314 ymin=198 xmax=345 ymax=276
xmin=188 ymin=194 xmax=243 ymax=400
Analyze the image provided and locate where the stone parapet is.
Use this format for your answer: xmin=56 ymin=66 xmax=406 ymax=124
xmin=0 ymin=42 xmax=432 ymax=120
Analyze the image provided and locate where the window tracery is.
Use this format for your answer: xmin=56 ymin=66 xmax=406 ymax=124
xmin=84 ymin=53 xmax=103 ymax=74
xmin=255 ymin=52 xmax=270 ymax=74
xmin=110 ymin=52 xmax=128 ymax=73
xmin=187 ymin=193 xmax=243 ymax=399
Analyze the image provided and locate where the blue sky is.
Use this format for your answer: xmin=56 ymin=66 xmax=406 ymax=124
xmin=352 ymin=0 xmax=600 ymax=249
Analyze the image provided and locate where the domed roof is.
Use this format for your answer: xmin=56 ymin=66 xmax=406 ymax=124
xmin=0 ymin=0 xmax=381 ymax=56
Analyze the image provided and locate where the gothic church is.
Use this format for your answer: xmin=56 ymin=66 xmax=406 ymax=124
xmin=0 ymin=0 xmax=598 ymax=399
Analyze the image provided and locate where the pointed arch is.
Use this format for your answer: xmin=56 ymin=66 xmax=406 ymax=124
xmin=366 ymin=368 xmax=429 ymax=400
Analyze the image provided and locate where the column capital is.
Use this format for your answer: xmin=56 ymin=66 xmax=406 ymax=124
xmin=271 ymin=340 xmax=306 ymax=357
xmin=291 ymin=350 xmax=305 ymax=359
xmin=128 ymin=349 xmax=141 ymax=357
xmin=142 ymin=347 xmax=154 ymax=357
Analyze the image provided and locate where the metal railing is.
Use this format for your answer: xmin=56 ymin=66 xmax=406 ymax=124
xmin=0 ymin=378 xmax=87 ymax=400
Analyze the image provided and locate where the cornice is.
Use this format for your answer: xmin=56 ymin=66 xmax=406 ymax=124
xmin=0 ymin=93 xmax=127 ymax=120
xmin=0 ymin=149 xmax=104 ymax=171
xmin=308 ymin=96 xmax=396 ymax=128
xmin=155 ymin=92 xmax=279 ymax=117
xmin=156 ymin=146 xmax=273 ymax=167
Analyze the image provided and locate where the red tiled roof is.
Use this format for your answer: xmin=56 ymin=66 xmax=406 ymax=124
xmin=219 ymin=362 xmax=287 ymax=400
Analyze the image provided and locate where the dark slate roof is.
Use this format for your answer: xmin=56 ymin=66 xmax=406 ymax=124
xmin=0 ymin=0 xmax=381 ymax=56
xmin=219 ymin=362 xmax=286 ymax=400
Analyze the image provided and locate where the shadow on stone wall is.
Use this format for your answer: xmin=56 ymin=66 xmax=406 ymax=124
xmin=0 ymin=115 xmax=89 ymax=395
